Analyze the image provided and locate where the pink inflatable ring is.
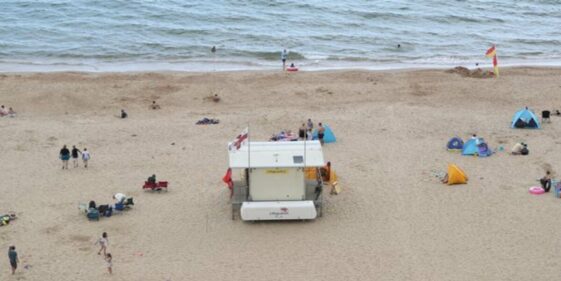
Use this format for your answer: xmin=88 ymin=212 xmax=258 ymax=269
xmin=529 ymin=186 xmax=545 ymax=195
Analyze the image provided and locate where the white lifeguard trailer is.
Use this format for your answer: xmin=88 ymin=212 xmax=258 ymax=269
xmin=228 ymin=141 xmax=325 ymax=221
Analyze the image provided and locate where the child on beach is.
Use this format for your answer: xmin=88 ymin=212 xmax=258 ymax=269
xmin=105 ymin=253 xmax=112 ymax=274
xmin=96 ymin=232 xmax=108 ymax=256
xmin=8 ymin=107 xmax=16 ymax=117
xmin=59 ymin=145 xmax=70 ymax=169
xmin=81 ymin=148 xmax=90 ymax=168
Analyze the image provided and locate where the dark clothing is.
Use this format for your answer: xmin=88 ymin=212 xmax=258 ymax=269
xmin=60 ymin=148 xmax=70 ymax=156
xmin=318 ymin=133 xmax=325 ymax=140
xmin=541 ymin=178 xmax=552 ymax=192
xmin=298 ymin=129 xmax=306 ymax=139
xmin=71 ymin=148 xmax=80 ymax=158
xmin=121 ymin=111 xmax=127 ymax=118
xmin=8 ymin=249 xmax=17 ymax=267
xmin=148 ymin=175 xmax=156 ymax=184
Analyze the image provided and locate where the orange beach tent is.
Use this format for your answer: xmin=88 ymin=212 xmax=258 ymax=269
xmin=447 ymin=164 xmax=468 ymax=185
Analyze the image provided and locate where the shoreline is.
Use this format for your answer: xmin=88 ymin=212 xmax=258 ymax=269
xmin=2 ymin=58 xmax=561 ymax=73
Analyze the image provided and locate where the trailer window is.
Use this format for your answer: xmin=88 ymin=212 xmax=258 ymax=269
xmin=293 ymin=155 xmax=304 ymax=164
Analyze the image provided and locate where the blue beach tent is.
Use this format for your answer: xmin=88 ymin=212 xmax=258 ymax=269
xmin=447 ymin=137 xmax=464 ymax=150
xmin=462 ymin=139 xmax=479 ymax=155
xmin=512 ymin=108 xmax=540 ymax=129
xmin=313 ymin=125 xmax=336 ymax=143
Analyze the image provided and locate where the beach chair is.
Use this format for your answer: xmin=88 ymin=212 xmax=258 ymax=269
xmin=143 ymin=181 xmax=168 ymax=191
xmin=542 ymin=110 xmax=551 ymax=123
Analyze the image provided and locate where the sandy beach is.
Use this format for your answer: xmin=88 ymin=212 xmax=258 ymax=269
xmin=1 ymin=67 xmax=561 ymax=280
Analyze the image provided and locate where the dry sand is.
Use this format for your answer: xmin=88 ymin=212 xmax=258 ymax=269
xmin=1 ymin=68 xmax=561 ymax=280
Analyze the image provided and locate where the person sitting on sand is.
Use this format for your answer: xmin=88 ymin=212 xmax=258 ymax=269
xmin=8 ymin=107 xmax=15 ymax=117
xmin=150 ymin=101 xmax=161 ymax=110
xmin=511 ymin=142 xmax=525 ymax=155
xmin=121 ymin=109 xmax=127 ymax=119
xmin=0 ymin=105 xmax=7 ymax=117
xmin=113 ymin=193 xmax=127 ymax=204
xmin=147 ymin=174 xmax=157 ymax=184
xmin=540 ymin=171 xmax=552 ymax=192
xmin=520 ymin=144 xmax=529 ymax=155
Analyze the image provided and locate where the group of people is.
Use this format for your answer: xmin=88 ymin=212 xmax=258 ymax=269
xmin=269 ymin=119 xmax=326 ymax=145
xmin=59 ymin=145 xmax=91 ymax=169
xmin=0 ymin=105 xmax=16 ymax=117
xmin=298 ymin=119 xmax=326 ymax=145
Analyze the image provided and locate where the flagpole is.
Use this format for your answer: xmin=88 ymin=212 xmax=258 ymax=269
xmin=247 ymin=124 xmax=251 ymax=171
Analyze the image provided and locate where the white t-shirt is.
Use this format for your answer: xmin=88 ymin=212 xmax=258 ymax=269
xmin=82 ymin=151 xmax=90 ymax=160
xmin=98 ymin=237 xmax=108 ymax=247
xmin=114 ymin=193 xmax=126 ymax=203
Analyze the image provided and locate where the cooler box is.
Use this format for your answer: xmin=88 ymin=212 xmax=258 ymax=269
xmin=241 ymin=201 xmax=317 ymax=221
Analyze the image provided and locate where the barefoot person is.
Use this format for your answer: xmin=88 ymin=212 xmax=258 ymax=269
xmin=8 ymin=246 xmax=19 ymax=275
xmin=96 ymin=232 xmax=108 ymax=256
xmin=298 ymin=123 xmax=307 ymax=140
xmin=105 ymin=253 xmax=113 ymax=274
xmin=81 ymin=148 xmax=91 ymax=168
xmin=59 ymin=145 xmax=70 ymax=169
xmin=71 ymin=145 xmax=81 ymax=168
xmin=317 ymin=122 xmax=326 ymax=145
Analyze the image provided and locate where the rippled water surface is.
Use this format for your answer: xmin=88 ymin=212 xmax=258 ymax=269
xmin=0 ymin=0 xmax=560 ymax=71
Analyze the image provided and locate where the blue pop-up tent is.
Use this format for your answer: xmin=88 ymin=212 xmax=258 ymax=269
xmin=512 ymin=108 xmax=540 ymax=129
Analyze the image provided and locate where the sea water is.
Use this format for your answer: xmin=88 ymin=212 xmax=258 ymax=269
xmin=0 ymin=0 xmax=560 ymax=72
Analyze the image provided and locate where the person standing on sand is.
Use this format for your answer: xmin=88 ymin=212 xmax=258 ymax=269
xmin=307 ymin=119 xmax=313 ymax=131
xmin=298 ymin=123 xmax=307 ymax=140
xmin=281 ymin=49 xmax=288 ymax=71
xmin=318 ymin=122 xmax=326 ymax=145
xmin=71 ymin=145 xmax=81 ymax=168
xmin=105 ymin=253 xmax=113 ymax=274
xmin=81 ymin=148 xmax=91 ymax=168
xmin=96 ymin=232 xmax=108 ymax=256
xmin=8 ymin=246 xmax=19 ymax=275
xmin=59 ymin=145 xmax=70 ymax=169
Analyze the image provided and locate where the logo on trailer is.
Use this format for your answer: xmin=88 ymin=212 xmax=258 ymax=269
xmin=270 ymin=207 xmax=289 ymax=217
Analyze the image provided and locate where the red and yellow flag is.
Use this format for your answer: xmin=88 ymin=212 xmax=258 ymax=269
xmin=485 ymin=45 xmax=496 ymax=58
xmin=485 ymin=45 xmax=499 ymax=77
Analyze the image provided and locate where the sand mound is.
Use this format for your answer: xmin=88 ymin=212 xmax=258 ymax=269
xmin=446 ymin=66 xmax=495 ymax=78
